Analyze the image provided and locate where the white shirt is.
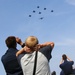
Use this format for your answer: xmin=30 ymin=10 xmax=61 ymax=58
xmin=21 ymin=51 xmax=51 ymax=75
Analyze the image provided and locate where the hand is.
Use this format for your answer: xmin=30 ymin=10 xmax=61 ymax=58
xmin=23 ymin=46 xmax=31 ymax=52
xmin=16 ymin=37 xmax=23 ymax=45
xmin=16 ymin=52 xmax=19 ymax=56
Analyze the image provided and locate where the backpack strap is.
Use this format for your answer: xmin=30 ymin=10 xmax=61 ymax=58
xmin=33 ymin=51 xmax=38 ymax=75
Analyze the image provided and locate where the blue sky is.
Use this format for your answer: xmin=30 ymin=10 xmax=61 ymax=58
xmin=0 ymin=0 xmax=75 ymax=75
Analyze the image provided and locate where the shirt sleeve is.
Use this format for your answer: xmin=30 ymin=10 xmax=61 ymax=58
xmin=70 ymin=61 xmax=74 ymax=65
xmin=39 ymin=45 xmax=52 ymax=61
xmin=17 ymin=53 xmax=25 ymax=66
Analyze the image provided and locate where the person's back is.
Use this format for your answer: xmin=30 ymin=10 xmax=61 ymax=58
xmin=1 ymin=36 xmax=23 ymax=75
xmin=59 ymin=54 xmax=75 ymax=75
xmin=16 ymin=36 xmax=54 ymax=75
xmin=21 ymin=46 xmax=52 ymax=75
xmin=60 ymin=60 xmax=73 ymax=75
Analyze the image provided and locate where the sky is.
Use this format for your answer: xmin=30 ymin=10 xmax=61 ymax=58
xmin=0 ymin=0 xmax=75 ymax=75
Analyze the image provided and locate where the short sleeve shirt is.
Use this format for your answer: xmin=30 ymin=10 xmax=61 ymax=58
xmin=17 ymin=45 xmax=52 ymax=75
xmin=59 ymin=60 xmax=74 ymax=75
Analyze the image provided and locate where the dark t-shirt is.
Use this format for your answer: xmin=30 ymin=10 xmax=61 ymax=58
xmin=59 ymin=60 xmax=74 ymax=75
xmin=39 ymin=45 xmax=52 ymax=61
xmin=1 ymin=48 xmax=23 ymax=75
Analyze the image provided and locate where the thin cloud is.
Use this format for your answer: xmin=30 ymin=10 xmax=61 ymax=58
xmin=52 ymin=11 xmax=69 ymax=16
xmin=56 ymin=38 xmax=75 ymax=46
xmin=66 ymin=0 xmax=75 ymax=6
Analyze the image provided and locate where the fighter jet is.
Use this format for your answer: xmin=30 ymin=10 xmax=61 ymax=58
xmin=39 ymin=17 xmax=44 ymax=20
xmin=39 ymin=12 xmax=41 ymax=14
xmin=37 ymin=6 xmax=40 ymax=8
xmin=33 ymin=10 xmax=36 ymax=13
xmin=51 ymin=10 xmax=54 ymax=12
xmin=44 ymin=8 xmax=46 ymax=10
xmin=29 ymin=15 xmax=31 ymax=17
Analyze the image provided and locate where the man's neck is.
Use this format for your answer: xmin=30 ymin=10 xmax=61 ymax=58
xmin=25 ymin=49 xmax=34 ymax=53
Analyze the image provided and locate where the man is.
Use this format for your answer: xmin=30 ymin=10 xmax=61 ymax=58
xmin=16 ymin=36 xmax=54 ymax=75
xmin=1 ymin=36 xmax=25 ymax=75
xmin=59 ymin=54 xmax=75 ymax=75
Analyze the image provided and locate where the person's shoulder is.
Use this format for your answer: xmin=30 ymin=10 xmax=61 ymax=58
xmin=17 ymin=52 xmax=26 ymax=59
xmin=68 ymin=60 xmax=74 ymax=62
xmin=1 ymin=54 xmax=5 ymax=62
xmin=1 ymin=50 xmax=7 ymax=58
xmin=39 ymin=45 xmax=52 ymax=51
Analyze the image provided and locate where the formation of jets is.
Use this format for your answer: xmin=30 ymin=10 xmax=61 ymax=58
xmin=29 ymin=6 xmax=54 ymax=20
